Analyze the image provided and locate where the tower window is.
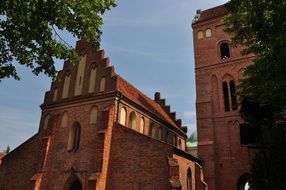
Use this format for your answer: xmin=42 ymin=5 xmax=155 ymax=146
xmin=223 ymin=82 xmax=230 ymax=112
xmin=206 ymin=28 xmax=212 ymax=37
xmin=230 ymin=80 xmax=237 ymax=110
xmin=220 ymin=43 xmax=230 ymax=59
xmin=197 ymin=30 xmax=203 ymax=39
xmin=223 ymin=80 xmax=237 ymax=112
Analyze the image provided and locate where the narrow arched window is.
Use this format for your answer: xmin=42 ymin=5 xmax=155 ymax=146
xmin=157 ymin=127 xmax=162 ymax=140
xmin=129 ymin=111 xmax=136 ymax=129
xmin=149 ymin=123 xmax=156 ymax=138
xmin=139 ymin=117 xmax=145 ymax=133
xmin=206 ymin=28 xmax=212 ymax=37
xmin=187 ymin=168 xmax=193 ymax=190
xmin=119 ymin=107 xmax=127 ymax=126
xmin=223 ymin=82 xmax=230 ymax=112
xmin=178 ymin=139 xmax=182 ymax=149
xmin=220 ymin=43 xmax=230 ymax=59
xmin=89 ymin=106 xmax=98 ymax=125
xmin=99 ymin=77 xmax=106 ymax=92
xmin=61 ymin=112 xmax=68 ymax=128
xmin=88 ymin=66 xmax=97 ymax=93
xmin=67 ymin=122 xmax=81 ymax=152
xmin=62 ymin=70 xmax=71 ymax=99
xmin=229 ymin=80 xmax=237 ymax=110
xmin=43 ymin=114 xmax=51 ymax=130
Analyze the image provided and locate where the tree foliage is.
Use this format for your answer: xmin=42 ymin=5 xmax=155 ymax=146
xmin=225 ymin=0 xmax=286 ymax=117
xmin=3 ymin=146 xmax=10 ymax=154
xmin=187 ymin=131 xmax=197 ymax=143
xmin=225 ymin=1 xmax=286 ymax=189
xmin=0 ymin=0 xmax=116 ymax=81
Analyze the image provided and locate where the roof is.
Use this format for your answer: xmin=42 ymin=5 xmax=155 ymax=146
xmin=194 ymin=5 xmax=228 ymax=25
xmin=116 ymin=76 xmax=180 ymax=129
xmin=0 ymin=152 xmax=5 ymax=160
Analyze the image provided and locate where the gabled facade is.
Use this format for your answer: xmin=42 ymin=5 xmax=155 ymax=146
xmin=192 ymin=5 xmax=255 ymax=190
xmin=0 ymin=40 xmax=206 ymax=190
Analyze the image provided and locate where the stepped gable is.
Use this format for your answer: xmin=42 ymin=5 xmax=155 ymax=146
xmin=194 ymin=5 xmax=227 ymax=24
xmin=154 ymin=92 xmax=186 ymax=130
xmin=43 ymin=40 xmax=117 ymax=105
xmin=116 ymin=76 xmax=182 ymax=130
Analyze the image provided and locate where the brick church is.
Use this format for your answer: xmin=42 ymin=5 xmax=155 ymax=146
xmin=0 ymin=4 xmax=257 ymax=190
xmin=0 ymin=39 xmax=207 ymax=190
xmin=192 ymin=5 xmax=255 ymax=190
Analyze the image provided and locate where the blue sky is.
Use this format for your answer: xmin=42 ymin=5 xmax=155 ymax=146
xmin=0 ymin=0 xmax=228 ymax=150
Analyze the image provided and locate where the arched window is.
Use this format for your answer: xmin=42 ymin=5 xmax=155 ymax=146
xmin=62 ymin=70 xmax=71 ymax=99
xmin=178 ymin=139 xmax=182 ymax=149
xmin=206 ymin=28 xmax=212 ymax=37
xmin=149 ymin=123 xmax=156 ymax=138
xmin=139 ymin=117 xmax=145 ymax=134
xmin=197 ymin=30 xmax=203 ymax=39
xmin=75 ymin=54 xmax=87 ymax=96
xmin=230 ymin=80 xmax=237 ymax=110
xmin=88 ymin=66 xmax=97 ymax=93
xmin=67 ymin=122 xmax=81 ymax=152
xmin=69 ymin=179 xmax=83 ymax=190
xmin=43 ymin=114 xmax=51 ymax=130
xmin=129 ymin=111 xmax=136 ymax=129
xmin=99 ymin=77 xmax=106 ymax=92
xmin=61 ymin=112 xmax=68 ymax=128
xmin=220 ymin=42 xmax=230 ymax=59
xmin=223 ymin=82 xmax=230 ymax=112
xmin=89 ymin=106 xmax=98 ymax=125
xmin=187 ymin=168 xmax=193 ymax=190
xmin=119 ymin=107 xmax=127 ymax=126
xmin=53 ymin=88 xmax=58 ymax=102
xmin=157 ymin=127 xmax=162 ymax=140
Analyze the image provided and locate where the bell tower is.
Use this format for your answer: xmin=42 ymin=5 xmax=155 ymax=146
xmin=192 ymin=5 xmax=254 ymax=190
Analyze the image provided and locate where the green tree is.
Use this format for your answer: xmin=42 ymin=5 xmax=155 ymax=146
xmin=224 ymin=1 xmax=286 ymax=189
xmin=224 ymin=0 xmax=286 ymax=116
xmin=187 ymin=131 xmax=197 ymax=143
xmin=0 ymin=0 xmax=116 ymax=81
xmin=3 ymin=146 xmax=10 ymax=154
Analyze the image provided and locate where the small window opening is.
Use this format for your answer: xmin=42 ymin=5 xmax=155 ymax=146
xmin=220 ymin=43 xmax=230 ymax=59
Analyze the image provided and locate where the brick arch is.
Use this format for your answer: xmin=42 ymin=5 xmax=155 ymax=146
xmin=222 ymin=73 xmax=235 ymax=82
xmin=217 ymin=40 xmax=232 ymax=60
xmin=63 ymin=174 xmax=83 ymax=190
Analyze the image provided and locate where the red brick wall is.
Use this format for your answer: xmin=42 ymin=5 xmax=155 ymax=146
xmin=106 ymin=123 xmax=173 ymax=190
xmin=0 ymin=134 xmax=45 ymax=190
